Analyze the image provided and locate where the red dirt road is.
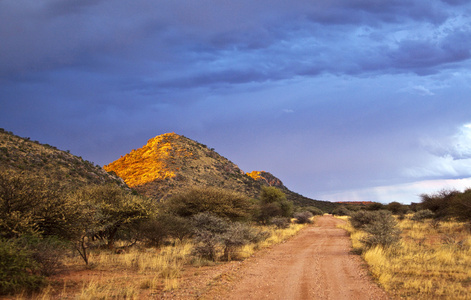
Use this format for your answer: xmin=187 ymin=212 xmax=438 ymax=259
xmin=203 ymin=215 xmax=390 ymax=300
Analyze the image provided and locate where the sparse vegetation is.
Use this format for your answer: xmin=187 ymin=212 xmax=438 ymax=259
xmin=342 ymin=199 xmax=471 ymax=299
xmin=0 ymin=129 xmax=326 ymax=298
xmin=164 ymin=187 xmax=254 ymax=221
xmin=294 ymin=211 xmax=314 ymax=224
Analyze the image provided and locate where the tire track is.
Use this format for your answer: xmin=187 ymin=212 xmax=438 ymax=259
xmin=203 ymin=215 xmax=390 ymax=300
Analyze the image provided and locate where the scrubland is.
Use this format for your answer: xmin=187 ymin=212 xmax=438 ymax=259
xmin=9 ymin=222 xmax=306 ymax=300
xmin=342 ymin=215 xmax=471 ymax=299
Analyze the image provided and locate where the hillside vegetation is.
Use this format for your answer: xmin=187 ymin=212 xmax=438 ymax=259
xmin=0 ymin=128 xmax=125 ymax=189
xmin=104 ymin=132 xmax=335 ymax=210
xmin=0 ymin=129 xmax=326 ymax=297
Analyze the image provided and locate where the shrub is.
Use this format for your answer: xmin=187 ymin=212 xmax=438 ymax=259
xmin=257 ymin=187 xmax=293 ymax=223
xmin=23 ymin=236 xmax=66 ymax=276
xmin=70 ymin=185 xmax=152 ymax=249
xmin=221 ymin=222 xmax=268 ymax=261
xmin=366 ymin=202 xmax=385 ymax=211
xmin=350 ymin=210 xmax=378 ymax=230
xmin=420 ymin=189 xmax=459 ymax=220
xmin=270 ymin=217 xmax=291 ymax=229
xmin=332 ymin=206 xmax=350 ymax=216
xmin=302 ymin=206 xmax=324 ymax=216
xmin=260 ymin=186 xmax=286 ymax=204
xmin=165 ymin=187 xmax=253 ymax=221
xmin=360 ymin=211 xmax=401 ymax=248
xmin=191 ymin=213 xmax=229 ymax=261
xmin=0 ymin=239 xmax=45 ymax=295
xmin=0 ymin=171 xmax=77 ymax=239
xmin=294 ymin=211 xmax=313 ymax=224
xmin=386 ymin=201 xmax=406 ymax=215
xmin=191 ymin=213 xmax=269 ymax=261
xmin=411 ymin=209 xmax=435 ymax=222
xmin=449 ymin=188 xmax=471 ymax=222
xmin=136 ymin=218 xmax=169 ymax=247
xmin=159 ymin=214 xmax=193 ymax=242
xmin=136 ymin=213 xmax=193 ymax=246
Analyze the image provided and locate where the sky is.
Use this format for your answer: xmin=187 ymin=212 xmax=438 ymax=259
xmin=1 ymin=0 xmax=471 ymax=204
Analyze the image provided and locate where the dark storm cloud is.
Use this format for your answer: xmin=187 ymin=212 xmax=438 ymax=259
xmin=2 ymin=0 xmax=470 ymax=84
xmin=1 ymin=0 xmax=471 ymax=203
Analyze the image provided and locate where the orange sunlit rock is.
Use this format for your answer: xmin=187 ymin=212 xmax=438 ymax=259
xmin=247 ymin=170 xmax=284 ymax=187
xmin=104 ymin=133 xmax=192 ymax=187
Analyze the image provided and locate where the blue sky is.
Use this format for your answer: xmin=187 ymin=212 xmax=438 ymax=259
xmin=1 ymin=0 xmax=471 ymax=204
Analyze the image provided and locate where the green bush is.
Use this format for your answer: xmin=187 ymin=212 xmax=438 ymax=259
xmin=449 ymin=188 xmax=471 ymax=222
xmin=257 ymin=187 xmax=293 ymax=223
xmin=302 ymin=206 xmax=324 ymax=216
xmin=136 ymin=213 xmax=193 ymax=246
xmin=350 ymin=210 xmax=378 ymax=230
xmin=331 ymin=206 xmax=350 ymax=216
xmin=411 ymin=209 xmax=435 ymax=222
xmin=0 ymin=171 xmax=76 ymax=239
xmin=165 ymin=187 xmax=253 ymax=222
xmin=420 ymin=189 xmax=459 ymax=220
xmin=0 ymin=239 xmax=45 ymax=295
xmin=359 ymin=211 xmax=401 ymax=248
xmin=23 ymin=236 xmax=66 ymax=276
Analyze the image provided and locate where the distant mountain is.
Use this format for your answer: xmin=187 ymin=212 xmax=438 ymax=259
xmin=104 ymin=133 xmax=337 ymax=211
xmin=0 ymin=128 xmax=125 ymax=189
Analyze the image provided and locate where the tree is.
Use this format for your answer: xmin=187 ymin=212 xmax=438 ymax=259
xmin=367 ymin=202 xmax=385 ymax=211
xmin=449 ymin=188 xmax=471 ymax=222
xmin=420 ymin=189 xmax=459 ymax=219
xmin=164 ymin=187 xmax=253 ymax=222
xmin=69 ymin=185 xmax=152 ymax=250
xmin=258 ymin=186 xmax=293 ymax=223
xmin=0 ymin=170 xmax=80 ymax=240
xmin=386 ymin=202 xmax=405 ymax=215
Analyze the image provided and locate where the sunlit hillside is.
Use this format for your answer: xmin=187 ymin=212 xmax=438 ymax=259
xmin=104 ymin=133 xmax=193 ymax=187
xmin=104 ymin=133 xmax=260 ymax=200
xmin=104 ymin=133 xmax=336 ymax=210
xmin=247 ymin=171 xmax=284 ymax=187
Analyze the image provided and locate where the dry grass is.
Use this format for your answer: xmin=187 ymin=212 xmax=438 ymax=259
xmin=344 ymin=216 xmax=471 ymax=299
xmin=237 ymin=223 xmax=307 ymax=259
xmin=25 ymin=222 xmax=306 ymax=299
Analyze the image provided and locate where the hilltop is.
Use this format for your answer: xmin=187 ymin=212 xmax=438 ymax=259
xmin=0 ymin=128 xmax=125 ymax=189
xmin=104 ymin=133 xmax=337 ymax=210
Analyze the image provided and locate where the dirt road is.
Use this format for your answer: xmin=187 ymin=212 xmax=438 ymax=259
xmin=201 ymin=215 xmax=390 ymax=300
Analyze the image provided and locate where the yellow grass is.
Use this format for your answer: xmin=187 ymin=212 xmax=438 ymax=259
xmin=30 ymin=222 xmax=307 ymax=299
xmin=345 ymin=216 xmax=471 ymax=299
xmin=237 ymin=223 xmax=306 ymax=259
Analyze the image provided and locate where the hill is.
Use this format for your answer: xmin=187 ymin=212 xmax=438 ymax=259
xmin=0 ymin=128 xmax=125 ymax=189
xmin=104 ymin=133 xmax=337 ymax=211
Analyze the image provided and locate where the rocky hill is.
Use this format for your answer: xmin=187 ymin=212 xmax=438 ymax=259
xmin=0 ymin=128 xmax=125 ymax=189
xmin=104 ymin=133 xmax=337 ymax=210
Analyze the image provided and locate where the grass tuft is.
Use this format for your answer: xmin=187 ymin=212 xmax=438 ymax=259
xmin=345 ymin=216 xmax=471 ymax=299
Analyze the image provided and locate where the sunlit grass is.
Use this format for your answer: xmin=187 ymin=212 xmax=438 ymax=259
xmin=237 ymin=223 xmax=306 ymax=259
xmin=34 ymin=222 xmax=307 ymax=299
xmin=344 ymin=216 xmax=471 ymax=299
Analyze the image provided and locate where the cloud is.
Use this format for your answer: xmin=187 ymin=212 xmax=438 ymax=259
xmin=422 ymin=123 xmax=471 ymax=160
xmin=411 ymin=85 xmax=435 ymax=96
xmin=1 ymin=1 xmax=471 ymax=205
xmin=1 ymin=0 xmax=470 ymax=84
xmin=319 ymin=177 xmax=471 ymax=204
